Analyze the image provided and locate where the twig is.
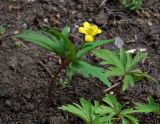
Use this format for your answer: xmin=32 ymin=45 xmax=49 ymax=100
xmin=99 ymin=0 xmax=107 ymax=8
xmin=0 ymin=33 xmax=13 ymax=39
xmin=103 ymin=82 xmax=121 ymax=93
xmin=38 ymin=60 xmax=54 ymax=78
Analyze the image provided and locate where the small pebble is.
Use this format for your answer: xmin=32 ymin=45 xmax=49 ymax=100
xmin=5 ymin=100 xmax=12 ymax=107
xmin=43 ymin=18 xmax=48 ymax=23
xmin=27 ymin=0 xmax=35 ymax=2
xmin=115 ymin=37 xmax=124 ymax=48
xmin=14 ymin=30 xmax=19 ymax=34
xmin=22 ymin=23 xmax=28 ymax=29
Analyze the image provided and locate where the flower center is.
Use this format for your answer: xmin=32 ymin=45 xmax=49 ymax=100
xmin=86 ymin=28 xmax=94 ymax=35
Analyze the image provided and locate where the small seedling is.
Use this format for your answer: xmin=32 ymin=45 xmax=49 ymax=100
xmin=59 ymin=98 xmax=108 ymax=124
xmin=15 ymin=41 xmax=21 ymax=47
xmin=134 ymin=96 xmax=160 ymax=114
xmin=16 ymin=22 xmax=113 ymax=104
xmin=92 ymin=48 xmax=157 ymax=91
xmin=0 ymin=25 xmax=5 ymax=35
xmin=120 ymin=0 xmax=143 ymax=11
xmin=60 ymin=94 xmax=160 ymax=124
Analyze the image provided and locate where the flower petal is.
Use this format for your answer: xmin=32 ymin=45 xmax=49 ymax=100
xmin=85 ymin=35 xmax=94 ymax=42
xmin=98 ymin=29 xmax=102 ymax=33
xmin=78 ymin=27 xmax=86 ymax=34
xmin=83 ymin=22 xmax=90 ymax=28
xmin=91 ymin=25 xmax=99 ymax=36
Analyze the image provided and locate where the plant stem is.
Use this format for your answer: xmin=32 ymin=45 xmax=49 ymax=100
xmin=76 ymin=42 xmax=86 ymax=52
xmin=48 ymin=63 xmax=63 ymax=106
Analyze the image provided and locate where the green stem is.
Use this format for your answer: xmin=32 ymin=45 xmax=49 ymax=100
xmin=76 ymin=42 xmax=86 ymax=52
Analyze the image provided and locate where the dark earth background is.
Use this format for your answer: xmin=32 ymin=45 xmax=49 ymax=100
xmin=0 ymin=0 xmax=160 ymax=123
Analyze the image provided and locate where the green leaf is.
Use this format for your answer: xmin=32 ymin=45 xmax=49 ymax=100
xmin=134 ymin=96 xmax=160 ymax=114
xmin=122 ymin=117 xmax=129 ymax=124
xmin=96 ymin=106 xmax=115 ymax=115
xmin=68 ymin=61 xmax=111 ymax=87
xmin=40 ymin=29 xmax=64 ymax=57
xmin=126 ymin=53 xmax=133 ymax=71
xmin=16 ymin=30 xmax=58 ymax=52
xmin=46 ymin=27 xmax=77 ymax=61
xmin=103 ymin=94 xmax=122 ymax=112
xmin=58 ymin=26 xmax=70 ymax=57
xmin=61 ymin=26 xmax=70 ymax=38
xmin=120 ymin=48 xmax=127 ymax=68
xmin=59 ymin=98 xmax=92 ymax=123
xmin=121 ymin=0 xmax=143 ymax=11
xmin=129 ymin=69 xmax=158 ymax=83
xmin=93 ymin=48 xmax=157 ymax=91
xmin=0 ymin=25 xmax=5 ymax=35
xmin=121 ymin=108 xmax=136 ymax=115
xmin=122 ymin=74 xmax=135 ymax=91
xmin=92 ymin=49 xmax=124 ymax=72
xmin=76 ymin=39 xmax=113 ymax=58
xmin=131 ymin=52 xmax=147 ymax=68
xmin=123 ymin=115 xmax=139 ymax=124
xmin=59 ymin=98 xmax=110 ymax=124
xmin=105 ymin=67 xmax=124 ymax=77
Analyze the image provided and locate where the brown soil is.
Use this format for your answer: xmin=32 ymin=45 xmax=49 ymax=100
xmin=0 ymin=0 xmax=160 ymax=124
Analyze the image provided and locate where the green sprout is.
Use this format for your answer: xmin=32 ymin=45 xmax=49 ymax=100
xmin=16 ymin=22 xmax=113 ymax=104
xmin=92 ymin=48 xmax=157 ymax=91
xmin=120 ymin=0 xmax=143 ymax=11
xmin=0 ymin=25 xmax=5 ymax=35
xmin=134 ymin=96 xmax=160 ymax=114
xmin=59 ymin=94 xmax=160 ymax=124
xmin=59 ymin=98 xmax=108 ymax=124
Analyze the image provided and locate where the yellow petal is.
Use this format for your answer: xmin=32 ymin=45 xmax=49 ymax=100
xmin=83 ymin=22 xmax=90 ymax=28
xmin=98 ymin=29 xmax=102 ymax=33
xmin=90 ymin=25 xmax=99 ymax=36
xmin=78 ymin=27 xmax=86 ymax=34
xmin=85 ymin=35 xmax=94 ymax=42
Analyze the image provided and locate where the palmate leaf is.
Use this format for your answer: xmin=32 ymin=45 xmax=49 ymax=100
xmin=120 ymin=48 xmax=127 ymax=68
xmin=123 ymin=115 xmax=139 ymax=124
xmin=67 ymin=61 xmax=111 ymax=87
xmin=122 ymin=115 xmax=139 ymax=124
xmin=59 ymin=98 xmax=110 ymax=124
xmin=59 ymin=98 xmax=93 ymax=123
xmin=134 ymin=96 xmax=160 ymax=114
xmin=129 ymin=69 xmax=158 ymax=83
xmin=76 ymin=39 xmax=113 ymax=58
xmin=96 ymin=106 xmax=115 ymax=115
xmin=121 ymin=109 xmax=139 ymax=124
xmin=121 ymin=108 xmax=136 ymax=115
xmin=93 ymin=48 xmax=157 ymax=91
xmin=92 ymin=49 xmax=124 ymax=73
xmin=103 ymin=94 xmax=122 ymax=112
xmin=128 ymin=52 xmax=147 ymax=71
xmin=106 ymin=67 xmax=124 ymax=77
xmin=60 ymin=98 xmax=98 ymax=123
xmin=96 ymin=94 xmax=139 ymax=124
xmin=122 ymin=117 xmax=130 ymax=124
xmin=122 ymin=74 xmax=135 ymax=91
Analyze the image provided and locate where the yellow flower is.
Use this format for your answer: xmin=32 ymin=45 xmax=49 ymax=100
xmin=78 ymin=22 xmax=102 ymax=42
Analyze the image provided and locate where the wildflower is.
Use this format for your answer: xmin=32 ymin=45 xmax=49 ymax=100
xmin=78 ymin=22 xmax=102 ymax=42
